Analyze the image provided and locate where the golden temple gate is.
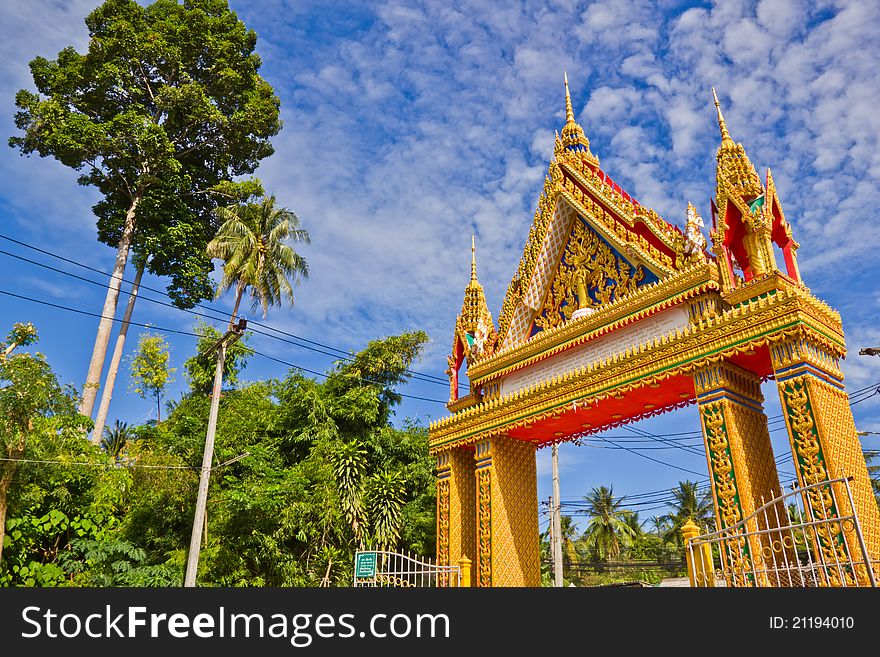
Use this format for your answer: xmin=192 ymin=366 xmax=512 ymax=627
xmin=428 ymin=78 xmax=880 ymax=587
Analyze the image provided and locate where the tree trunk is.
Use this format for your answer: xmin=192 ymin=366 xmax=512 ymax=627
xmin=91 ymin=260 xmax=146 ymax=444
xmin=0 ymin=467 xmax=13 ymax=567
xmin=0 ymin=436 xmax=25 ymax=567
xmin=79 ymin=194 xmax=142 ymax=419
xmin=157 ymin=392 xmax=161 ymax=423
xmin=228 ymin=281 xmax=245 ymax=331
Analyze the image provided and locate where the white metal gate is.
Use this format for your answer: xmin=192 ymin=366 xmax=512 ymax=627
xmin=687 ymin=476 xmax=878 ymax=587
xmin=353 ymin=550 xmax=461 ymax=587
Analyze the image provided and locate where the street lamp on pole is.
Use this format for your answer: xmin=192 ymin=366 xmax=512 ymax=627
xmin=183 ymin=317 xmax=247 ymax=587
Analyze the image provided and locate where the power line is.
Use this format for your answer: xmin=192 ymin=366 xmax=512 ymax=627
xmin=0 ymin=456 xmax=196 ymax=470
xmin=0 ymin=233 xmax=455 ymax=388
xmin=0 ymin=287 xmax=448 ymax=405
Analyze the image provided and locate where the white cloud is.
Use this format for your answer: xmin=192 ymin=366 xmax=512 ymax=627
xmin=2 ymin=0 xmax=879 ymax=474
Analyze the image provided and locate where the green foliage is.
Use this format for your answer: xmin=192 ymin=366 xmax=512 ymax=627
xmin=183 ymin=321 xmax=253 ymax=395
xmin=130 ymin=332 xmax=175 ymax=420
xmin=581 ymin=485 xmax=636 ymax=561
xmin=9 ymin=0 xmax=282 ymax=306
xmin=101 ymin=420 xmax=134 ymax=460
xmin=662 ymin=480 xmax=715 ymax=545
xmin=4 ymin=322 xmax=38 ymax=355
xmin=207 ymin=194 xmax=310 ymax=318
xmin=1 ymin=330 xmax=435 ymax=587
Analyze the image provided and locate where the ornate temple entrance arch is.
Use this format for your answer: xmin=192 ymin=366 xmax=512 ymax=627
xmin=429 ymin=79 xmax=880 ymax=587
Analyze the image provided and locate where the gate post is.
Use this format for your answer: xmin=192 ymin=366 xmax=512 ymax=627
xmin=770 ymin=336 xmax=880 ymax=584
xmin=458 ymin=556 xmax=472 ymax=587
xmin=693 ymin=361 xmax=785 ymax=585
xmin=682 ymin=520 xmax=715 ymax=587
xmin=474 ymin=437 xmax=540 ymax=587
xmin=436 ymin=447 xmax=477 ymax=586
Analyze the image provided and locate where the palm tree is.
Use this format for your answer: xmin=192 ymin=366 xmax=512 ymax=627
xmin=206 ymin=195 xmax=310 ymax=328
xmin=559 ymin=515 xmax=580 ymax=565
xmin=581 ymin=485 xmax=636 ymax=561
xmin=662 ymin=480 xmax=715 ymax=545
xmin=648 ymin=515 xmax=669 ymax=536
xmin=101 ymin=419 xmax=133 ymax=461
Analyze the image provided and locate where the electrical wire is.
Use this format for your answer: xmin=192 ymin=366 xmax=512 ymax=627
xmin=0 ymin=233 xmax=455 ymax=388
xmin=0 ymin=287 xmax=449 ymax=405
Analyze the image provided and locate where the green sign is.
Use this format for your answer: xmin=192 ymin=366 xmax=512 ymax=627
xmin=355 ymin=552 xmax=377 ymax=579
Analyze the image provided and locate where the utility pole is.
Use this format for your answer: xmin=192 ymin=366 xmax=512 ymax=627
xmin=183 ymin=318 xmax=246 ymax=587
xmin=552 ymin=443 xmax=563 ymax=587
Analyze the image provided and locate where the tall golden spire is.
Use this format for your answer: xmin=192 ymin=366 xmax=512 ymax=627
xmin=458 ymin=236 xmax=495 ymax=358
xmin=711 ymin=88 xmax=764 ymax=200
xmin=712 ymin=87 xmax=734 ymax=148
xmin=559 ymin=73 xmax=599 ymax=166
xmin=471 ymin=234 xmax=477 ymax=281
xmin=564 ymin=71 xmax=575 ymax=124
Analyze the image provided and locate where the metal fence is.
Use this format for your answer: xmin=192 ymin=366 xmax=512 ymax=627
xmin=687 ymin=476 xmax=878 ymax=587
xmin=353 ymin=550 xmax=461 ymax=587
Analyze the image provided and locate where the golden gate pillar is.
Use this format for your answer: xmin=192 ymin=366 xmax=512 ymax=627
xmin=435 ymin=447 xmax=476 ymax=584
xmin=693 ymin=361 xmax=786 ymax=584
xmin=474 ymin=438 xmax=540 ymax=587
xmin=770 ymin=336 xmax=880 ymax=582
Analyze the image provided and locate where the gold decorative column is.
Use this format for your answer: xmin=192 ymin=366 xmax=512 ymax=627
xmin=474 ymin=437 xmax=540 ymax=587
xmin=771 ymin=336 xmax=880 ymax=583
xmin=436 ymin=447 xmax=477 ymax=585
xmin=436 ymin=451 xmax=451 ymax=582
xmin=694 ymin=361 xmax=786 ymax=585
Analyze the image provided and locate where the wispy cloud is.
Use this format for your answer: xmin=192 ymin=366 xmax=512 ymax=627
xmin=1 ymin=0 xmax=878 ymax=452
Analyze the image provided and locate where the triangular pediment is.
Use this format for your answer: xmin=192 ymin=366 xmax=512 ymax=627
xmin=529 ymin=210 xmax=660 ymax=336
xmin=496 ymin=184 xmax=676 ymax=351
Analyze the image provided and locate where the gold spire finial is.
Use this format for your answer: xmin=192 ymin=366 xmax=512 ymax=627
xmin=712 ymin=87 xmax=764 ymax=200
xmin=559 ymin=73 xmax=598 ymax=166
xmin=471 ymin=234 xmax=477 ymax=281
xmin=712 ymin=87 xmax=733 ymax=146
xmin=564 ymin=71 xmax=575 ymax=124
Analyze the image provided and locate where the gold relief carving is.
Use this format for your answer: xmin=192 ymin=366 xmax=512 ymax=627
xmin=448 ymin=449 xmax=476 ymax=570
xmin=701 ymin=403 xmax=743 ymax=531
xmin=781 ymin=379 xmax=855 ymax=586
xmin=476 ymin=468 xmax=492 ymax=587
xmin=534 ymin=217 xmax=646 ymax=331
xmin=700 ymin=402 xmax=753 ymax=586
xmin=436 ymin=478 xmax=450 ymax=576
xmin=806 ymin=379 xmax=880 ymax=568
xmin=474 ymin=262 xmax=720 ymax=383
xmin=488 ymin=438 xmax=540 ymax=587
xmin=430 ymin=296 xmax=844 ymax=452
xmin=473 ymin=263 xmax=841 ymax=389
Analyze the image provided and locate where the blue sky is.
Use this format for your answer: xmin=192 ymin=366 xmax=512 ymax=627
xmin=1 ymin=0 xmax=879 ymax=531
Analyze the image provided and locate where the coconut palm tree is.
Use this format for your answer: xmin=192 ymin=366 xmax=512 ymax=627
xmin=206 ymin=195 xmax=310 ymax=328
xmin=101 ymin=419 xmax=133 ymax=461
xmin=581 ymin=485 xmax=636 ymax=561
xmin=662 ymin=480 xmax=715 ymax=545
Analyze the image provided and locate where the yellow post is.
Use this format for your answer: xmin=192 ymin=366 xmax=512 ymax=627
xmin=681 ymin=520 xmax=714 ymax=587
xmin=457 ymin=556 xmax=472 ymax=588
xmin=700 ymin=542 xmax=715 ymax=587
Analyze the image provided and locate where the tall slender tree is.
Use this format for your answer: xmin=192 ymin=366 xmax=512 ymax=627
xmin=9 ymin=0 xmax=281 ymax=419
xmin=129 ymin=332 xmax=175 ymax=422
xmin=662 ymin=480 xmax=715 ymax=545
xmin=581 ymin=485 xmax=636 ymax=561
xmin=206 ymin=195 xmax=310 ymax=328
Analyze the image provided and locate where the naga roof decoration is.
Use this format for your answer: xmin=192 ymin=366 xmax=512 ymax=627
xmin=492 ymin=77 xmax=698 ymax=352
